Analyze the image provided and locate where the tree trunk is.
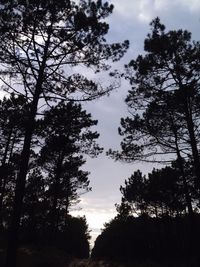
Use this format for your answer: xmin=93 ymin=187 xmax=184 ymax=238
xmin=50 ymin=150 xmax=65 ymax=239
xmin=170 ymin=115 xmax=194 ymax=217
xmin=176 ymin=155 xmax=193 ymax=216
xmin=0 ymin=128 xmax=13 ymax=229
xmin=171 ymin=112 xmax=196 ymax=260
xmin=0 ymin=132 xmax=18 ymax=229
xmin=180 ymin=85 xmax=200 ymax=189
xmin=0 ymin=128 xmax=12 ymax=190
xmin=185 ymin=112 xmax=200 ymax=186
xmin=8 ymin=131 xmax=17 ymax=162
xmin=5 ymin=91 xmax=40 ymax=267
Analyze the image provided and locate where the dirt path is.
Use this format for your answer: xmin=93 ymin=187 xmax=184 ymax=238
xmin=68 ymin=259 xmax=122 ymax=267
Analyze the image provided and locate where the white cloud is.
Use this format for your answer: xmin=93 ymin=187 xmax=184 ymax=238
xmin=110 ymin=0 xmax=200 ymax=27
xmin=175 ymin=0 xmax=200 ymax=12
xmin=138 ymin=0 xmax=154 ymax=22
xmin=154 ymin=0 xmax=169 ymax=10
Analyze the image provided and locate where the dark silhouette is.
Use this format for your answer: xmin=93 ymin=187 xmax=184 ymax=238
xmin=23 ymin=101 xmax=102 ymax=241
xmin=0 ymin=1 xmax=128 ymax=266
xmin=91 ymin=214 xmax=200 ymax=265
xmin=92 ymin=166 xmax=200 ymax=265
xmin=108 ymin=18 xmax=200 ymax=192
xmin=107 ymin=21 xmax=200 ymax=252
xmin=0 ymin=98 xmax=100 ymax=264
xmin=20 ymin=214 xmax=91 ymax=259
xmin=117 ymin=165 xmax=196 ymax=218
xmin=0 ymin=94 xmax=29 ymax=230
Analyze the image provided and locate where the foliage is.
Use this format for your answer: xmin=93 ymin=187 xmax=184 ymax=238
xmin=20 ymin=101 xmax=102 ymax=238
xmin=108 ymin=18 xmax=200 ymax=187
xmin=91 ymin=215 xmax=200 ymax=264
xmin=117 ymin=164 xmax=193 ymax=218
xmin=20 ymin=215 xmax=91 ymax=259
xmin=0 ymin=0 xmax=129 ymax=102
xmin=0 ymin=1 xmax=128 ymax=265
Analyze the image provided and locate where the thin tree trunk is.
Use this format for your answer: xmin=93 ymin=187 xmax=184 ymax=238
xmin=0 ymin=132 xmax=18 ymax=229
xmin=5 ymin=90 xmax=40 ymax=267
xmin=0 ymin=128 xmax=13 ymax=229
xmin=178 ymin=83 xmax=200 ymax=189
xmin=170 ymin=112 xmax=195 ymax=260
xmin=170 ymin=115 xmax=194 ymax=217
xmin=8 ymin=131 xmax=17 ymax=163
xmin=0 ymin=128 xmax=13 ymax=190
xmin=184 ymin=98 xmax=200 ymax=188
xmin=50 ymin=150 xmax=65 ymax=239
xmin=177 ymin=155 xmax=193 ymax=216
xmin=1 ymin=128 xmax=13 ymax=165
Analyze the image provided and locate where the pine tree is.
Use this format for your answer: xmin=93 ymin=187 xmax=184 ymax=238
xmin=0 ymin=1 xmax=129 ymax=265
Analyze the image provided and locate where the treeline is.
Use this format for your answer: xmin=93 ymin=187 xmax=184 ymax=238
xmin=93 ymin=18 xmax=200 ymax=266
xmin=117 ymin=164 xmax=197 ymax=218
xmin=92 ymin=215 xmax=200 ymax=264
xmin=91 ymin=165 xmax=200 ymax=264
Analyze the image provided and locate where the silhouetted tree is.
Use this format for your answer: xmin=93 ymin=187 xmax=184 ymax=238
xmin=91 ymin=215 xmax=200 ymax=264
xmin=117 ymin=170 xmax=148 ymax=216
xmin=37 ymin=102 xmax=102 ymax=236
xmin=0 ymin=1 xmax=129 ymax=265
xmin=0 ymin=94 xmax=29 ymax=230
xmin=21 ymin=168 xmax=47 ymax=242
xmin=58 ymin=215 xmax=90 ymax=258
xmin=108 ymin=18 xmax=200 ymax=218
xmin=118 ymin=166 xmax=189 ymax=218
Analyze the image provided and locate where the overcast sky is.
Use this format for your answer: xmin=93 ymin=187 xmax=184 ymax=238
xmin=71 ymin=0 xmax=200 ymax=246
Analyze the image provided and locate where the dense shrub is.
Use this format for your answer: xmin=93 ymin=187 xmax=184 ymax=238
xmin=91 ymin=214 xmax=200 ymax=264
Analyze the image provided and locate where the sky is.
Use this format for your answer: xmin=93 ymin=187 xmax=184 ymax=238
xmin=70 ymin=0 xmax=200 ymax=247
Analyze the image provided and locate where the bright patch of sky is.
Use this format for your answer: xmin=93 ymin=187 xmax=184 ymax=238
xmin=176 ymin=0 xmax=200 ymax=12
xmin=71 ymin=206 xmax=116 ymax=247
xmin=0 ymin=90 xmax=9 ymax=100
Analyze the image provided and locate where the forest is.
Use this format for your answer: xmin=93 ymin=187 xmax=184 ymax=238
xmin=0 ymin=0 xmax=199 ymax=267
